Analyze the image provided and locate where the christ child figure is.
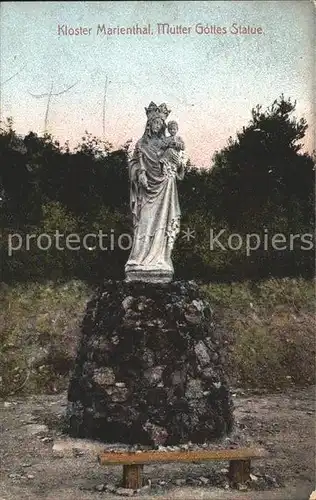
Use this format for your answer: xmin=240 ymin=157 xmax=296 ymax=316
xmin=160 ymin=121 xmax=185 ymax=179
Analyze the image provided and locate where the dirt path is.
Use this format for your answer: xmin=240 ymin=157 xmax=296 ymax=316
xmin=0 ymin=387 xmax=314 ymax=500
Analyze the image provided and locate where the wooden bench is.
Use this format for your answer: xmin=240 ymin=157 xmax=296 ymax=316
xmin=98 ymin=447 xmax=269 ymax=490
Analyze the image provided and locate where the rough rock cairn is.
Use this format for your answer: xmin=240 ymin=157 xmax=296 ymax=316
xmin=67 ymin=280 xmax=233 ymax=445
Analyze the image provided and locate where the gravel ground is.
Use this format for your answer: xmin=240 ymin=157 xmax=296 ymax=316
xmin=0 ymin=386 xmax=314 ymax=500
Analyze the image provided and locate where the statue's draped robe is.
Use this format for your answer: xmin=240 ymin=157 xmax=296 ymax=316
xmin=125 ymin=136 xmax=181 ymax=273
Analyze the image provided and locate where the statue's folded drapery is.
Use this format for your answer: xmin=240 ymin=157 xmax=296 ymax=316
xmin=125 ymin=102 xmax=185 ymax=282
xmin=126 ymin=136 xmax=181 ymax=274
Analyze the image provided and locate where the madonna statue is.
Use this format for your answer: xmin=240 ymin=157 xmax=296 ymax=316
xmin=125 ymin=102 xmax=186 ymax=283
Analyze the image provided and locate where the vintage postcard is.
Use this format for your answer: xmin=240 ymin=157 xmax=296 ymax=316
xmin=0 ymin=1 xmax=315 ymax=499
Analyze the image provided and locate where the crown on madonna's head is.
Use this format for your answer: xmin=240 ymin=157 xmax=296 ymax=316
xmin=145 ymin=102 xmax=171 ymax=121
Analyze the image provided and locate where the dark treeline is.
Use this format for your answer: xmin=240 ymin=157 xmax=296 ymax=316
xmin=1 ymin=95 xmax=314 ymax=284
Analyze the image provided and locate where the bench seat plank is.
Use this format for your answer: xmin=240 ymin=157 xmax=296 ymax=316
xmin=98 ymin=447 xmax=268 ymax=465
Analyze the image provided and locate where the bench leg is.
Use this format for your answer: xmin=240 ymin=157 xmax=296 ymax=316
xmin=122 ymin=464 xmax=143 ymax=489
xmin=228 ymin=459 xmax=251 ymax=487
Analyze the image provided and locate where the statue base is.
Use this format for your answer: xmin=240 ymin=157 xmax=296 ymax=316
xmin=66 ymin=280 xmax=234 ymax=446
xmin=125 ymin=268 xmax=173 ymax=283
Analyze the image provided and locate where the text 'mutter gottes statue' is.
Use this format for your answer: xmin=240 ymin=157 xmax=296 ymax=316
xmin=125 ymin=102 xmax=186 ymax=283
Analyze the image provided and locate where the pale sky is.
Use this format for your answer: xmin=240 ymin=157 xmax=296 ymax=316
xmin=1 ymin=1 xmax=314 ymax=167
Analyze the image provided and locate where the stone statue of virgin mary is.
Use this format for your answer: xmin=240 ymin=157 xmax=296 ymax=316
xmin=125 ymin=102 xmax=186 ymax=283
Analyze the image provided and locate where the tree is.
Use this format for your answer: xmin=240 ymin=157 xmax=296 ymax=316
xmin=211 ymin=95 xmax=314 ymax=230
xmin=209 ymin=95 xmax=314 ymax=279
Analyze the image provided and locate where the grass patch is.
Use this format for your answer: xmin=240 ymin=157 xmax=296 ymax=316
xmin=0 ymin=280 xmax=91 ymax=397
xmin=203 ymin=278 xmax=315 ymax=389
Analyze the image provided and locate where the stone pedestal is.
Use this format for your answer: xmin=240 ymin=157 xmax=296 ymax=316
xmin=125 ymin=269 xmax=173 ymax=284
xmin=66 ymin=280 xmax=234 ymax=445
